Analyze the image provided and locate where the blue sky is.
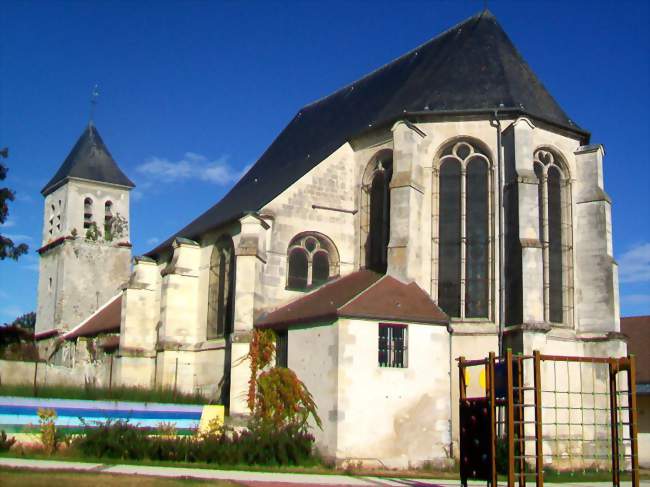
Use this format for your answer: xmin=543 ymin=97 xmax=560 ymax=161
xmin=0 ymin=0 xmax=648 ymax=321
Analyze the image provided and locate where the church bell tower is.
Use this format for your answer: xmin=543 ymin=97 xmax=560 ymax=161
xmin=35 ymin=123 xmax=135 ymax=334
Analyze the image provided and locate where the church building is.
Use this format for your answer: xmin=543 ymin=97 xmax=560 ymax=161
xmin=34 ymin=11 xmax=625 ymax=467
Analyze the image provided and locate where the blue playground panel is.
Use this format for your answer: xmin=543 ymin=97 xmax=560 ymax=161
xmin=0 ymin=396 xmax=204 ymax=434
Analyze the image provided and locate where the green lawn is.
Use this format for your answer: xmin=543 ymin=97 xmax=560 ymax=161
xmin=0 ymin=468 xmax=241 ymax=486
xmin=0 ymin=384 xmax=208 ymax=404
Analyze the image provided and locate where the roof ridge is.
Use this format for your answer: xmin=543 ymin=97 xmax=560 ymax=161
xmin=338 ymin=273 xmax=389 ymax=310
xmin=300 ymin=10 xmax=486 ymax=111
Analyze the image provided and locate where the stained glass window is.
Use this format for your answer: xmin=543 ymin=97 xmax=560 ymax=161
xmin=466 ymin=159 xmax=489 ymax=318
xmin=438 ymin=160 xmax=462 ymax=317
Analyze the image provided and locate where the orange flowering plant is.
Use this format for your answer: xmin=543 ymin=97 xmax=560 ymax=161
xmin=247 ymin=329 xmax=321 ymax=430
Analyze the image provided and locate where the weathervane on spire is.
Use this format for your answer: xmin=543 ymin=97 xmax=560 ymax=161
xmin=89 ymin=84 xmax=100 ymax=124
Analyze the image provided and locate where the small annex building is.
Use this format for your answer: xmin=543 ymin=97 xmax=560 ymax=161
xmin=256 ymin=270 xmax=450 ymax=464
xmin=32 ymin=10 xmax=627 ymax=468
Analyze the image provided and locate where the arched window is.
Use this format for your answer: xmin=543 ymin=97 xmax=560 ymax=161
xmin=83 ymin=198 xmax=93 ymax=229
xmin=534 ymin=149 xmax=571 ymax=325
xmin=312 ymin=251 xmax=330 ymax=286
xmin=104 ymin=201 xmax=113 ymax=235
xmin=435 ymin=140 xmax=492 ymax=319
xmin=287 ymin=248 xmax=309 ymax=289
xmin=361 ymin=152 xmax=393 ymax=273
xmin=207 ymin=236 xmax=236 ymax=339
xmin=287 ymin=233 xmax=339 ymax=290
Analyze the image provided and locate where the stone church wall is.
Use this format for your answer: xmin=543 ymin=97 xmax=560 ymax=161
xmin=0 ymin=358 xmax=112 ymax=389
xmin=259 ymin=143 xmax=360 ymax=312
xmin=36 ymin=240 xmax=130 ymax=334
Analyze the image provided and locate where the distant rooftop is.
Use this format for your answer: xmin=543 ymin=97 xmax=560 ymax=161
xmin=42 ymin=123 xmax=135 ymax=196
xmin=621 ymin=315 xmax=650 ymax=386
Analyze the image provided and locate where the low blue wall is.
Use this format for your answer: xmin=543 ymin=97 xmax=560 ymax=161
xmin=0 ymin=396 xmax=204 ymax=434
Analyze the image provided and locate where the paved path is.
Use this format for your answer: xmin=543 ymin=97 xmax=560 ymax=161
xmin=0 ymin=457 xmax=646 ymax=486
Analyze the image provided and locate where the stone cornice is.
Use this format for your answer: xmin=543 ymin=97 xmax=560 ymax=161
xmin=575 ymin=143 xmax=605 ymax=156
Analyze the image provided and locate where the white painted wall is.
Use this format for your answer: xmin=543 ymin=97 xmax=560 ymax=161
xmin=336 ymin=318 xmax=451 ymax=468
xmin=287 ymin=323 xmax=339 ymax=457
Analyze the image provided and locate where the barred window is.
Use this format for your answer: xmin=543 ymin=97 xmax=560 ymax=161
xmin=378 ymin=324 xmax=407 ymax=368
xmin=276 ymin=330 xmax=288 ymax=368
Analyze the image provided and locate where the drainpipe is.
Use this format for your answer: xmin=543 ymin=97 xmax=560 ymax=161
xmin=492 ymin=108 xmax=505 ymax=356
xmin=448 ymin=323 xmax=453 ymax=459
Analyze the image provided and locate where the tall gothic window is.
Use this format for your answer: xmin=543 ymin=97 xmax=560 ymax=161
xmin=287 ymin=232 xmax=339 ymax=291
xmin=534 ymin=149 xmax=571 ymax=325
xmin=436 ymin=140 xmax=491 ymax=319
xmin=361 ymin=152 xmax=392 ymax=274
xmin=207 ymin=236 xmax=236 ymax=339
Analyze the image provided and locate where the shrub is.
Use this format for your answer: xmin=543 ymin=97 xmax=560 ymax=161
xmin=0 ymin=430 xmax=16 ymax=451
xmin=74 ymin=420 xmax=150 ymax=460
xmin=37 ymin=408 xmax=59 ymax=455
xmin=254 ymin=367 xmax=321 ymax=430
xmin=72 ymin=420 xmax=317 ymax=466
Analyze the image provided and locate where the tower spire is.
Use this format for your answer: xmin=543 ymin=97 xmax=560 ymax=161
xmin=89 ymin=84 xmax=99 ymax=125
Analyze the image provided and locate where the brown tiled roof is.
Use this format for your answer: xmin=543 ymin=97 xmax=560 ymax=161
xmin=340 ymin=279 xmax=449 ymax=324
xmin=255 ymin=270 xmax=448 ymax=330
xmin=62 ymin=294 xmax=122 ymax=340
xmin=621 ymin=315 xmax=650 ymax=384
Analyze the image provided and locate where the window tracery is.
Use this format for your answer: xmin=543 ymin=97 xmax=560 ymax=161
xmin=287 ymin=233 xmax=339 ymax=290
xmin=534 ymin=148 xmax=573 ymax=325
xmin=433 ymin=139 xmax=492 ymax=319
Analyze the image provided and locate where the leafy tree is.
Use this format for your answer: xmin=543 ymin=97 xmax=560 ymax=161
xmin=0 ymin=148 xmax=28 ymax=260
xmin=10 ymin=311 xmax=36 ymax=330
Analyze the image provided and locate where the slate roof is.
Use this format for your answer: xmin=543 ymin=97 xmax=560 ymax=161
xmin=42 ymin=123 xmax=135 ymax=196
xmin=149 ymin=10 xmax=586 ymax=257
xmin=255 ymin=270 xmax=449 ymax=330
xmin=620 ymin=316 xmax=650 ymax=385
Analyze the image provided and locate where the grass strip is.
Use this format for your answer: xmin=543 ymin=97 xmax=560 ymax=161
xmin=0 ymin=384 xmax=208 ymax=405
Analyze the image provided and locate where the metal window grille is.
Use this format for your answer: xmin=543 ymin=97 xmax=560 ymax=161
xmin=276 ymin=330 xmax=288 ymax=368
xmin=378 ymin=324 xmax=407 ymax=368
